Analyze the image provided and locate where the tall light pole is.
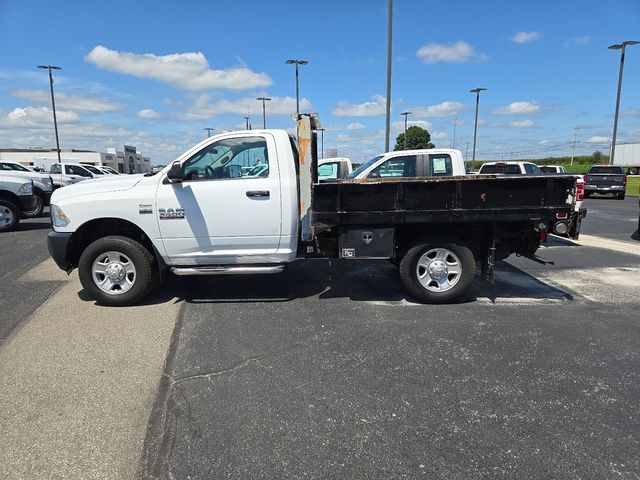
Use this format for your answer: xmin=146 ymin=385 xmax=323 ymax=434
xmin=285 ymin=59 xmax=308 ymax=114
xmin=469 ymin=87 xmax=487 ymax=162
xmin=608 ymin=40 xmax=639 ymax=165
xmin=316 ymin=128 xmax=325 ymax=158
xmin=400 ymin=111 xmax=412 ymax=150
xmin=452 ymin=117 xmax=458 ymax=149
xmin=256 ymin=97 xmax=271 ymax=129
xmin=37 ymin=65 xmax=62 ymax=163
xmin=244 ymin=116 xmax=251 ymax=130
xmin=204 ymin=127 xmax=215 ymax=138
xmin=570 ymin=127 xmax=580 ymax=165
xmin=384 ymin=0 xmax=393 ymax=152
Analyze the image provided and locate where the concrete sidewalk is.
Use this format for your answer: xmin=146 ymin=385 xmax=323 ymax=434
xmin=0 ymin=259 xmax=180 ymax=479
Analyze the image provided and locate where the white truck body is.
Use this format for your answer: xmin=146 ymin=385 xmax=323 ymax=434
xmin=348 ymin=149 xmax=466 ymax=179
xmin=612 ymin=142 xmax=640 ymax=174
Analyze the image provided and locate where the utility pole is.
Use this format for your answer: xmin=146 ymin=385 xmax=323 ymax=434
xmin=37 ymin=65 xmax=62 ymax=163
xmin=285 ymin=59 xmax=308 ymax=114
xmin=400 ymin=111 xmax=412 ymax=150
xmin=256 ymin=97 xmax=271 ymax=129
xmin=452 ymin=117 xmax=458 ymax=149
xmin=244 ymin=116 xmax=250 ymax=130
xmin=570 ymin=127 xmax=579 ymax=165
xmin=465 ymin=142 xmax=470 ymax=162
xmin=469 ymin=88 xmax=487 ymax=162
xmin=204 ymin=128 xmax=215 ymax=138
xmin=608 ymin=40 xmax=639 ymax=164
xmin=384 ymin=0 xmax=393 ymax=152
xmin=316 ymin=128 xmax=325 ymax=158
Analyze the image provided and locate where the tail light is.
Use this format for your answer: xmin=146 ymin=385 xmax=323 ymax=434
xmin=556 ymin=211 xmax=568 ymax=219
xmin=623 ymin=176 xmax=627 ymax=185
xmin=576 ymin=181 xmax=584 ymax=201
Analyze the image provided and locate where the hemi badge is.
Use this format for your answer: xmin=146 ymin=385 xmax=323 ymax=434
xmin=139 ymin=204 xmax=153 ymax=215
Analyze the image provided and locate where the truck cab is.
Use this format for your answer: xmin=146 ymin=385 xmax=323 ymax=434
xmin=318 ymin=157 xmax=352 ymax=181
xmin=347 ymin=149 xmax=466 ymax=179
xmin=478 ymin=161 xmax=543 ymax=175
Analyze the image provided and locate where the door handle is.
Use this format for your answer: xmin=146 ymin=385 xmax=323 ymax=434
xmin=246 ymin=190 xmax=270 ymax=198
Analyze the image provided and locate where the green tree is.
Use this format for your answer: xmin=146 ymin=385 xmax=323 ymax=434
xmin=393 ymin=125 xmax=435 ymax=151
xmin=592 ymin=150 xmax=604 ymax=162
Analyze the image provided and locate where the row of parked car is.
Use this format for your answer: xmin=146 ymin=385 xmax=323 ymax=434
xmin=0 ymin=160 xmax=123 ymax=232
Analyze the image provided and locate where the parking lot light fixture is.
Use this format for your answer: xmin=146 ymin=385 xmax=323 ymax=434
xmin=469 ymin=88 xmax=487 ymax=162
xmin=204 ymin=128 xmax=215 ymax=138
xmin=256 ymin=97 xmax=272 ymax=129
xmin=608 ymin=41 xmax=639 ymax=165
xmin=285 ymin=59 xmax=308 ymax=114
xmin=37 ymin=65 xmax=62 ymax=163
xmin=400 ymin=111 xmax=412 ymax=150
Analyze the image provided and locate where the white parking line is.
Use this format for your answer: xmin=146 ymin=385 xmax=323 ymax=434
xmin=576 ymin=234 xmax=640 ymax=256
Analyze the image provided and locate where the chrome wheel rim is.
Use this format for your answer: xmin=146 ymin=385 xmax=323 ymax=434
xmin=0 ymin=206 xmax=14 ymax=228
xmin=416 ymin=248 xmax=462 ymax=292
xmin=92 ymin=251 xmax=136 ymax=295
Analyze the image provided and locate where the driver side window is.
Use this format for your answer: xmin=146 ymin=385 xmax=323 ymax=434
xmin=182 ymin=136 xmax=269 ymax=181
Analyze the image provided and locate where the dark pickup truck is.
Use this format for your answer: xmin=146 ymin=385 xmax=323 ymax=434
xmin=585 ymin=165 xmax=627 ymax=199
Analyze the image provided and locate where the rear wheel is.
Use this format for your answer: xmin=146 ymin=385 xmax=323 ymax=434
xmin=618 ymin=192 xmax=626 ymax=200
xmin=78 ymin=235 xmax=157 ymax=306
xmin=0 ymin=200 xmax=20 ymax=232
xmin=629 ymin=167 xmax=639 ymax=175
xmin=399 ymin=240 xmax=476 ymax=303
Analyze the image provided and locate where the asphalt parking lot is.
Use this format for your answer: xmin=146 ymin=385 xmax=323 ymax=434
xmin=0 ymin=198 xmax=639 ymax=479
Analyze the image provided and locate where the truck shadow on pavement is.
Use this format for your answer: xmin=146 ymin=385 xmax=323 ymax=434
xmin=122 ymin=258 xmax=572 ymax=307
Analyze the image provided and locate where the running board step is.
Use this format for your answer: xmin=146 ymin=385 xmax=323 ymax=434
xmin=170 ymin=265 xmax=286 ymax=276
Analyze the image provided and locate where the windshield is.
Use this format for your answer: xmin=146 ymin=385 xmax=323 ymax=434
xmin=82 ymin=164 xmax=104 ymax=174
xmin=0 ymin=162 xmax=31 ymax=172
xmin=346 ymin=155 xmax=384 ymax=179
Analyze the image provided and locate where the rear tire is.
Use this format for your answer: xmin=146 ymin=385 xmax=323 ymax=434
xmin=618 ymin=192 xmax=626 ymax=200
xmin=0 ymin=200 xmax=20 ymax=232
xmin=399 ymin=240 xmax=476 ymax=304
xmin=78 ymin=235 xmax=157 ymax=306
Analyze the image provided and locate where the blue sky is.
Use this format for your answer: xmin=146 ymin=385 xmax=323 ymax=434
xmin=0 ymin=0 xmax=639 ymax=165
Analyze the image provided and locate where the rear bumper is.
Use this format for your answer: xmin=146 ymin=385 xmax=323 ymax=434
xmin=47 ymin=231 xmax=73 ymax=271
xmin=584 ymin=184 xmax=625 ymax=192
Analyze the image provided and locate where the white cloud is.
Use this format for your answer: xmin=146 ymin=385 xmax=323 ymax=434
xmin=411 ymin=101 xmax=465 ymax=117
xmin=391 ymin=120 xmax=433 ymax=132
xmin=416 ymin=41 xmax=486 ymax=64
xmin=431 ymin=132 xmax=450 ymax=139
xmin=512 ymin=31 xmax=541 ymax=44
xmin=176 ymin=94 xmax=312 ymax=121
xmin=0 ymin=107 xmax=79 ymax=130
xmin=332 ymin=95 xmax=387 ymax=117
xmin=621 ymin=108 xmax=640 ymax=118
xmin=492 ymin=101 xmax=540 ymax=115
xmin=137 ymin=109 xmax=161 ymax=119
xmin=587 ymin=135 xmax=609 ymax=143
xmin=347 ymin=122 xmax=366 ymax=130
xmin=565 ymin=36 xmax=591 ymax=46
xmin=85 ymin=45 xmax=272 ymax=91
xmin=507 ymin=120 xmax=535 ymax=129
xmin=12 ymin=89 xmax=124 ymax=112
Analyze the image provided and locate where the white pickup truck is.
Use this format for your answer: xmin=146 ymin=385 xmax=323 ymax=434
xmin=0 ymin=161 xmax=54 ymax=217
xmin=0 ymin=176 xmax=37 ymax=232
xmin=48 ymin=115 xmax=584 ymax=306
xmin=348 ymin=148 xmax=465 ymax=179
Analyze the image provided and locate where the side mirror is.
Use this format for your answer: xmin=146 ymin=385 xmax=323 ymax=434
xmin=167 ymin=161 xmax=182 ymax=182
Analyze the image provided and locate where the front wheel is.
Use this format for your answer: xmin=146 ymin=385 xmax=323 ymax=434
xmin=399 ymin=240 xmax=476 ymax=304
xmin=78 ymin=235 xmax=157 ymax=306
xmin=0 ymin=200 xmax=20 ymax=232
xmin=22 ymin=193 xmax=44 ymax=218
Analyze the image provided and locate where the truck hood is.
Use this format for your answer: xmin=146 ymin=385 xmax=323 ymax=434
xmin=51 ymin=174 xmax=145 ymax=202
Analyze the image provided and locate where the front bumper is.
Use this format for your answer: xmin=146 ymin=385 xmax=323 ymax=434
xmin=47 ymin=231 xmax=73 ymax=271
xmin=17 ymin=194 xmax=37 ymax=213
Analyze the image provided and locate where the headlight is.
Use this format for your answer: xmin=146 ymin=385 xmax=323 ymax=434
xmin=51 ymin=205 xmax=70 ymax=228
xmin=18 ymin=182 xmax=33 ymax=195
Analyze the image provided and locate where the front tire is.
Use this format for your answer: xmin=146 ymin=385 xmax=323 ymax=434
xmin=78 ymin=235 xmax=156 ymax=306
xmin=399 ymin=240 xmax=476 ymax=304
xmin=22 ymin=192 xmax=44 ymax=218
xmin=0 ymin=200 xmax=20 ymax=232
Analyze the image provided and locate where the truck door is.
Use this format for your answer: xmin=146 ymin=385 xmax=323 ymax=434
xmin=156 ymin=133 xmax=282 ymax=264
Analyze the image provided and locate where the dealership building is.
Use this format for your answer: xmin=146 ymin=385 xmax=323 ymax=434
xmin=0 ymin=145 xmax=152 ymax=174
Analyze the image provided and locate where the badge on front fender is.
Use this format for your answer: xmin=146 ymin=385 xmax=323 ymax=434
xmin=159 ymin=208 xmax=185 ymax=219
